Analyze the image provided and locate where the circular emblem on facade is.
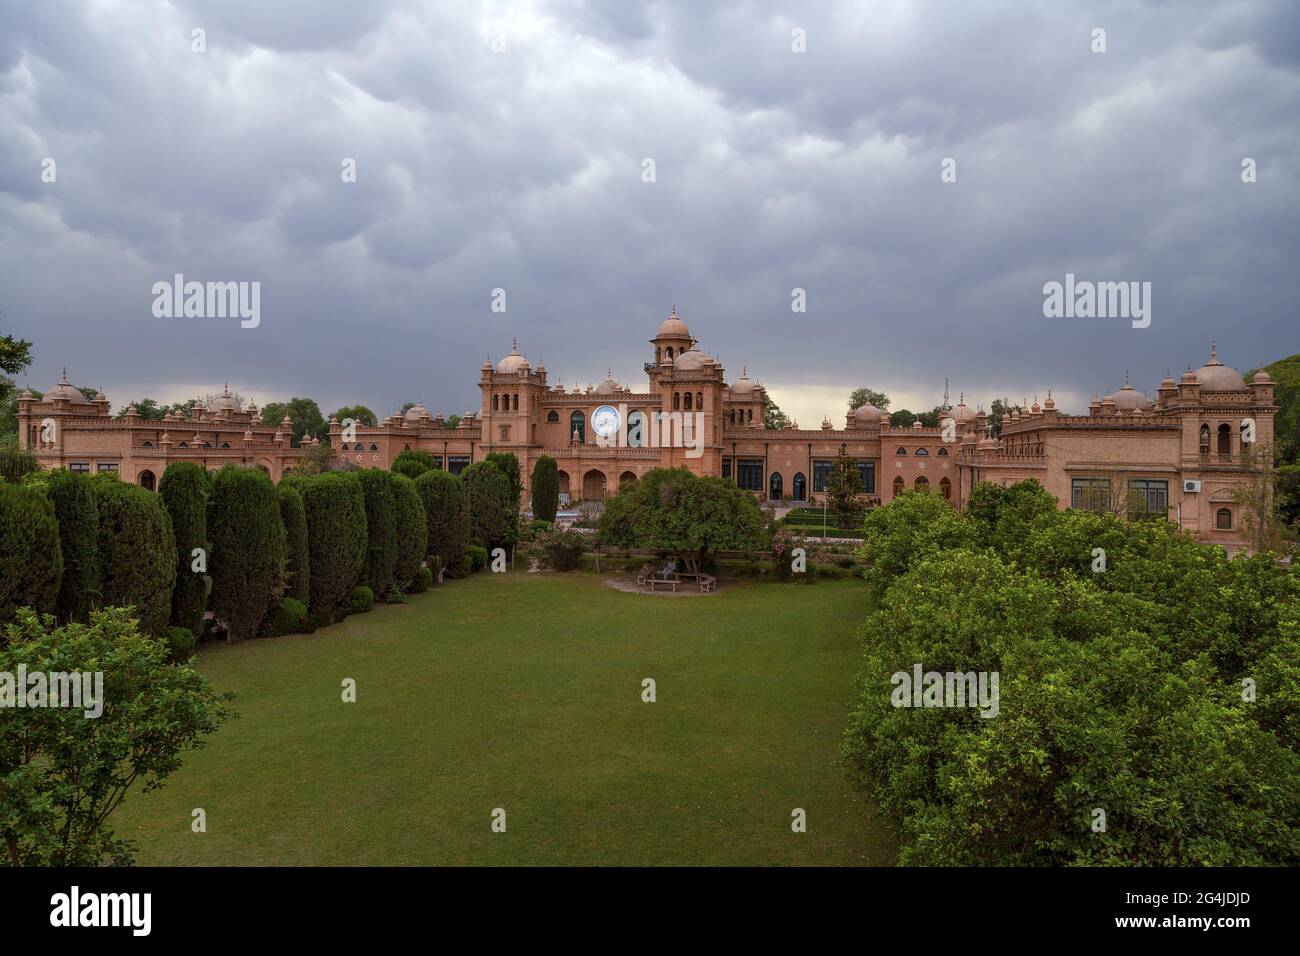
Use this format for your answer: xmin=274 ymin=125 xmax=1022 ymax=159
xmin=591 ymin=404 xmax=621 ymax=439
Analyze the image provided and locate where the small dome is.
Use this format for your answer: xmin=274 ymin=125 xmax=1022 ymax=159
xmin=674 ymin=347 xmax=706 ymax=371
xmin=404 ymin=402 xmax=430 ymax=422
xmin=658 ymin=305 xmax=690 ymax=338
xmin=854 ymin=404 xmax=883 ymax=427
xmin=93 ymin=390 xmax=108 ymax=403
xmin=496 ymin=338 xmax=528 ymax=373
xmin=594 ymin=370 xmax=619 ymax=395
xmin=731 ymin=367 xmax=754 ymax=395
xmin=1194 ymin=342 xmax=1246 ymax=390
xmin=1181 ymin=369 xmax=1199 ymax=384
xmin=19 ymin=387 xmax=34 ymax=400
xmin=216 ymin=384 xmax=239 ymax=412
xmin=1252 ymin=370 xmax=1271 ymax=384
xmin=46 ymin=369 xmax=82 ymax=402
xmin=1110 ymin=374 xmax=1152 ymax=412
xmin=949 ymin=396 xmax=977 ymax=425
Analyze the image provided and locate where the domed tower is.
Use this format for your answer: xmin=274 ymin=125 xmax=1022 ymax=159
xmin=649 ymin=305 xmax=694 ymax=373
xmin=480 ymin=338 xmax=546 ymax=452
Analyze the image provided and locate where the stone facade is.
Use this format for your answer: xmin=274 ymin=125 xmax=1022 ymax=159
xmin=19 ymin=313 xmax=1277 ymax=555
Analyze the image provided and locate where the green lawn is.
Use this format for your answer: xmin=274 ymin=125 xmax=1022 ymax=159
xmin=115 ymin=573 xmax=896 ymax=866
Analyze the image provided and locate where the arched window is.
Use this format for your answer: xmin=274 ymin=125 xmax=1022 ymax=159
xmin=792 ymin=473 xmax=807 ymax=500
xmin=746 ymin=409 xmax=753 ymax=422
xmin=1217 ymin=423 xmax=1231 ymax=456
xmin=696 ymin=392 xmax=703 ymax=410
xmin=221 ymin=442 xmax=230 ymax=448
xmin=547 ymin=410 xmax=559 ymax=423
xmin=177 ymin=442 xmax=188 ymax=448
xmin=915 ymin=475 xmax=930 ymax=491
xmin=143 ymin=440 xmax=153 ymax=447
xmin=369 ymin=443 xmax=378 ymax=451
xmin=937 ymin=447 xmax=948 ymax=457
xmin=203 ymin=442 xmax=212 ymax=448
xmin=356 ymin=443 xmax=366 ymax=451
xmin=896 ymin=447 xmax=908 ymax=456
xmin=769 ymin=471 xmax=783 ymax=499
xmin=940 ymin=477 xmax=952 ymax=501
xmin=570 ymin=410 xmax=585 ymax=444
xmin=1199 ymin=423 xmax=1210 ymax=453
xmin=1216 ymin=508 xmax=1232 ymax=529
xmin=138 ymin=470 xmax=155 ymax=492
xmin=915 ymin=448 xmax=929 ymax=456
xmin=666 ymin=347 xmax=674 ymax=359
xmin=492 ymin=395 xmax=499 ymax=411
xmin=684 ymin=392 xmax=692 ymax=411
xmin=892 ymin=476 xmax=905 ymax=496
xmin=673 ymin=392 xmax=680 ymax=411
xmin=513 ymin=394 xmax=519 ymax=411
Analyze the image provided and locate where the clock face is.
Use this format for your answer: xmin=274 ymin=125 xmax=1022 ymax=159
xmin=591 ymin=404 xmax=621 ymax=439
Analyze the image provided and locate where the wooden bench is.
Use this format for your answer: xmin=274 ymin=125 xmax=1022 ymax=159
xmin=647 ymin=576 xmax=679 ymax=592
xmin=698 ymin=574 xmax=717 ymax=593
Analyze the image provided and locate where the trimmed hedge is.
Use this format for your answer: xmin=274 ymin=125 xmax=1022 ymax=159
xmin=163 ymin=625 xmax=197 ymax=662
xmin=356 ymin=469 xmax=397 ymax=598
xmin=460 ymin=460 xmax=514 ymax=550
xmin=44 ymin=469 xmax=100 ymax=623
xmin=412 ymin=565 xmax=434 ymax=592
xmin=260 ymin=597 xmax=308 ymax=638
xmin=414 ymin=469 xmax=470 ymax=578
xmin=392 ymin=449 xmax=439 ymax=480
xmin=391 ymin=473 xmax=427 ymax=590
xmin=530 ymin=455 xmax=559 ymax=522
xmin=159 ymin=461 xmax=209 ymax=635
xmin=278 ymin=484 xmax=311 ymax=605
xmin=345 ymin=585 xmax=374 ymax=615
xmin=208 ymin=466 xmax=285 ymax=642
xmin=467 ymin=543 xmax=489 ymax=571
xmin=0 ymin=482 xmax=63 ymax=624
xmin=285 ymin=472 xmax=367 ymax=624
xmin=94 ymin=480 xmax=175 ymax=638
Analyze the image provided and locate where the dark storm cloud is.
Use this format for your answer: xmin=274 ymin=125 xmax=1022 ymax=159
xmin=0 ymin=0 xmax=1295 ymax=424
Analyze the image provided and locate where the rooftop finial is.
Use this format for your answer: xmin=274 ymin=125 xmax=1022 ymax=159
xmin=670 ymin=304 xmax=677 ymax=317
xmin=1210 ymin=339 xmax=1219 ymax=363
xmin=60 ymin=366 xmax=68 ymax=382
xmin=1124 ymin=369 xmax=1131 ymax=387
xmin=511 ymin=337 xmax=518 ymax=353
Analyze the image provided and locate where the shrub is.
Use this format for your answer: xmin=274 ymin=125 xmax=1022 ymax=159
xmin=286 ymin=472 xmax=367 ymax=622
xmin=277 ymin=483 xmax=310 ymax=605
xmin=392 ymin=449 xmax=439 ymax=480
xmin=414 ymin=469 xmax=470 ymax=577
xmin=356 ymin=468 xmax=398 ymax=597
xmin=207 ymin=466 xmax=285 ymax=642
xmin=529 ymin=518 xmax=553 ymax=537
xmin=412 ymin=564 xmax=434 ymax=592
xmin=460 ymin=460 xmax=514 ymax=550
xmin=163 ymin=625 xmax=198 ymax=662
xmin=467 ymin=542 xmax=489 ymax=571
xmin=159 ymin=461 xmax=208 ymax=635
xmin=391 ymin=473 xmax=427 ymax=590
xmin=94 ymin=480 xmax=175 ymax=638
xmin=538 ymin=526 xmax=587 ymax=571
xmin=260 ymin=597 xmax=308 ymax=637
xmin=345 ymin=585 xmax=374 ymax=615
xmin=0 ymin=446 xmax=38 ymax=484
xmin=44 ymin=470 xmax=100 ymax=623
xmin=0 ymin=482 xmax=63 ymax=624
xmin=0 ymin=607 xmax=234 ymax=865
xmin=531 ymin=455 xmax=559 ymax=522
xmin=856 ymin=490 xmax=978 ymax=590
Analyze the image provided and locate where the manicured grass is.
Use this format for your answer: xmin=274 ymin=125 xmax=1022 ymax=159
xmin=114 ymin=573 xmax=896 ymax=866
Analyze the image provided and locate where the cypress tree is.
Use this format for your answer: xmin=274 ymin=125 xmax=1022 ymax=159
xmin=356 ymin=468 xmax=398 ymax=597
xmin=0 ymin=483 xmax=63 ymax=625
xmin=44 ymin=469 xmax=100 ymax=623
xmin=391 ymin=473 xmax=427 ymax=590
xmin=531 ymin=455 xmax=559 ymax=522
xmin=95 ymin=480 xmax=176 ymax=638
xmin=207 ymin=466 xmax=285 ymax=642
xmin=159 ymin=461 xmax=209 ymax=635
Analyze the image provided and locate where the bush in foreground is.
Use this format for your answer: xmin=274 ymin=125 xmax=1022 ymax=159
xmin=536 ymin=526 xmax=587 ymax=571
xmin=414 ymin=469 xmax=470 ymax=578
xmin=94 ymin=480 xmax=175 ymax=638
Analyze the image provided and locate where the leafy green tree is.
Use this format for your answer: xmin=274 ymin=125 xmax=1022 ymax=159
xmin=93 ymin=481 xmax=175 ymax=638
xmin=414 ymin=469 xmax=470 ymax=578
xmin=261 ymin=397 xmax=326 ymax=445
xmin=391 ymin=473 xmax=427 ymax=590
xmin=597 ymin=468 xmax=765 ymax=574
xmin=849 ymin=387 xmax=890 ymax=411
xmin=486 ymin=452 xmax=522 ymax=546
xmin=44 ymin=470 xmax=100 ymax=624
xmin=825 ymin=450 xmax=864 ymax=529
xmin=207 ymin=467 xmax=285 ymax=641
xmin=0 ymin=335 xmax=32 ymax=376
xmin=392 ymin=449 xmax=438 ymax=480
xmin=277 ymin=483 xmax=310 ymax=605
xmin=356 ymin=469 xmax=397 ymax=596
xmin=0 ymin=483 xmax=63 ymax=624
xmin=331 ymin=405 xmax=378 ymax=427
xmin=460 ymin=460 xmax=514 ymax=551
xmin=158 ymin=462 xmax=208 ymax=635
xmin=763 ymin=395 xmax=791 ymax=430
xmin=0 ymin=447 xmax=38 ymax=484
xmin=0 ymin=607 xmax=234 ymax=865
xmin=531 ymin=455 xmax=559 ymax=522
xmin=856 ymin=489 xmax=978 ymax=590
xmin=445 ymin=414 xmax=462 ymax=430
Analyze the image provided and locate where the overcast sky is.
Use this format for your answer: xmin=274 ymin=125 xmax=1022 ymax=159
xmin=1 ymin=0 xmax=1296 ymax=427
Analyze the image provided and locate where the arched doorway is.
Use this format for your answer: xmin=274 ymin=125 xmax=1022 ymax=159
xmin=619 ymin=471 xmax=637 ymax=489
xmin=892 ymin=476 xmax=904 ymax=497
xmin=557 ymin=470 xmax=571 ymax=505
xmin=582 ymin=469 xmax=607 ymax=501
xmin=914 ymin=475 xmax=929 ymax=492
xmin=769 ymin=471 xmax=783 ymax=499
xmin=138 ymin=469 xmax=156 ymax=492
xmin=1217 ymin=423 xmax=1231 ymax=456
xmin=792 ymin=472 xmax=806 ymax=501
xmin=940 ymin=477 xmax=951 ymax=501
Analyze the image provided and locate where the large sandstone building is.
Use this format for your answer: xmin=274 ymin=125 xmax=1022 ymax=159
xmin=18 ymin=309 xmax=1278 ymax=554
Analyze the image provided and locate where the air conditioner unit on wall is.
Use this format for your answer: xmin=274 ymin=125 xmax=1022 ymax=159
xmin=1184 ymin=480 xmax=1202 ymax=493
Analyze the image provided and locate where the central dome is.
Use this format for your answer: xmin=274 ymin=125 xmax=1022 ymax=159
xmin=658 ymin=305 xmax=690 ymax=338
xmin=1194 ymin=343 xmax=1246 ymax=391
xmin=496 ymin=338 xmax=528 ymax=373
xmin=853 ymin=403 xmax=883 ymax=427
